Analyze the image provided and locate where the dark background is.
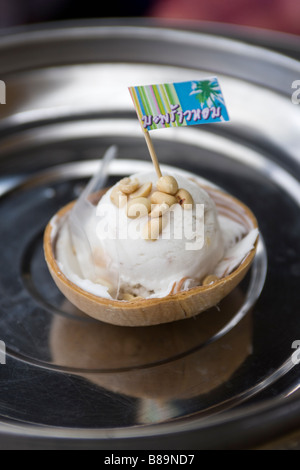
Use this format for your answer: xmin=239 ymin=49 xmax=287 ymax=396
xmin=0 ymin=0 xmax=299 ymax=36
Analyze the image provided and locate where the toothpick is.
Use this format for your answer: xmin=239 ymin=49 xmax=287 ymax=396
xmin=143 ymin=129 xmax=162 ymax=179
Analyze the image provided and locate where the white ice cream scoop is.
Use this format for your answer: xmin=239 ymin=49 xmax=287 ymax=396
xmin=44 ymin=170 xmax=259 ymax=326
xmin=93 ymin=172 xmax=225 ymax=297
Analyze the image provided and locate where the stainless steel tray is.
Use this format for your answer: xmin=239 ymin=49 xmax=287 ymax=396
xmin=0 ymin=20 xmax=299 ymax=449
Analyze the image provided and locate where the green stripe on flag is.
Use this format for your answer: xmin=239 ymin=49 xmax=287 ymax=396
xmin=164 ymin=83 xmax=185 ymax=127
xmin=158 ymin=84 xmax=172 ymax=128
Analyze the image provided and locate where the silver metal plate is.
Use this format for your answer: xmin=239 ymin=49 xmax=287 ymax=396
xmin=0 ymin=21 xmax=299 ymax=449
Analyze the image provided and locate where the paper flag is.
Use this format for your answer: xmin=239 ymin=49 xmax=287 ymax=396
xmin=129 ymin=77 xmax=230 ymax=131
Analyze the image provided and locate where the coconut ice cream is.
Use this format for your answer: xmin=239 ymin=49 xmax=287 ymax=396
xmin=54 ymin=170 xmax=258 ymax=301
xmin=93 ymin=172 xmax=224 ymax=298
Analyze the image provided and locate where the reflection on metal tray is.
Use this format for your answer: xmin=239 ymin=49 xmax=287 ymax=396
xmin=0 ymin=20 xmax=299 ymax=449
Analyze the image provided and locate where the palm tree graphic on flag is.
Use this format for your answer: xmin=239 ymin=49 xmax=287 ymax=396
xmin=190 ymin=79 xmax=224 ymax=109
